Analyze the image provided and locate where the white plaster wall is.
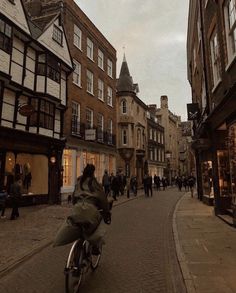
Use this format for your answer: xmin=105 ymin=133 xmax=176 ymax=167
xmin=0 ymin=50 xmax=10 ymax=75
xmin=15 ymin=124 xmax=25 ymax=131
xmin=37 ymin=18 xmax=72 ymax=68
xmin=11 ymin=62 xmax=23 ymax=84
xmin=54 ymin=133 xmax=60 ymax=139
xmin=47 ymin=78 xmax=60 ymax=99
xmin=36 ymin=76 xmax=45 ymax=92
xmin=0 ymin=0 xmax=30 ymax=35
xmin=24 ymin=70 xmax=34 ymax=90
xmin=39 ymin=128 xmax=53 ymax=137
xmin=29 ymin=127 xmax=37 ymax=134
xmin=54 ymin=119 xmax=61 ymax=133
xmin=2 ymin=89 xmax=15 ymax=124
xmin=1 ymin=121 xmax=12 ymax=128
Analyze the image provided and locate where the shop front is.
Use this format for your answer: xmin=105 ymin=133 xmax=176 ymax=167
xmin=0 ymin=127 xmax=64 ymax=205
xmin=62 ymin=148 xmax=116 ymax=195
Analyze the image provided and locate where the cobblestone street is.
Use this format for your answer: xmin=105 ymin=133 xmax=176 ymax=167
xmin=0 ymin=188 xmax=185 ymax=293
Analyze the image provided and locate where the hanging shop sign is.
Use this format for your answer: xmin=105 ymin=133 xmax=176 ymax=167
xmin=18 ymin=104 xmax=35 ymax=117
xmin=85 ymin=129 xmax=96 ymax=141
xmin=187 ymin=103 xmax=200 ymax=120
xmin=191 ymin=138 xmax=211 ymax=150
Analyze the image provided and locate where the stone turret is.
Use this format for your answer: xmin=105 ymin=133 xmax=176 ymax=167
xmin=161 ymin=95 xmax=168 ymax=109
xmin=116 ymin=54 xmax=134 ymax=93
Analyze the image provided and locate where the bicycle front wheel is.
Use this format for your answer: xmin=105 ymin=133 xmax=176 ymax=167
xmin=65 ymin=240 xmax=84 ymax=293
xmin=90 ymin=243 xmax=102 ymax=270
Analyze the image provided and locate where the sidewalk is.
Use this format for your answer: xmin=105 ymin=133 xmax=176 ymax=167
xmin=173 ymin=193 xmax=236 ymax=293
xmin=0 ymin=191 xmax=141 ymax=278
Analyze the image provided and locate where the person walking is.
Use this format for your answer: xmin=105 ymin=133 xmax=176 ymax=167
xmin=130 ymin=175 xmax=137 ymax=196
xmin=0 ymin=186 xmax=7 ymax=219
xmin=188 ymin=173 xmax=196 ymax=197
xmin=146 ymin=174 xmax=153 ymax=197
xmin=9 ymin=175 xmax=22 ymax=220
xmin=111 ymin=173 xmax=119 ymax=201
xmin=102 ymin=170 xmax=110 ymax=197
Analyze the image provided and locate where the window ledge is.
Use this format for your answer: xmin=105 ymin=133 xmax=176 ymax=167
xmin=72 ymin=81 xmax=82 ymax=89
xmin=98 ymin=98 xmax=104 ymax=103
xmin=87 ymin=56 xmax=94 ymax=63
xmin=107 ymin=103 xmax=113 ymax=108
xmin=74 ymin=44 xmax=82 ymax=52
xmin=98 ymin=66 xmax=104 ymax=71
xmin=211 ymin=78 xmax=222 ymax=93
xmin=225 ymin=52 xmax=236 ymax=72
xmin=87 ymin=91 xmax=94 ymax=97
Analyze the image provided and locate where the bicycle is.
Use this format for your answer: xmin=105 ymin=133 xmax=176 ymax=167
xmin=64 ymin=204 xmax=112 ymax=293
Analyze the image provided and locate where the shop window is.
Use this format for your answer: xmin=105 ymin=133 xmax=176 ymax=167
xmin=4 ymin=153 xmax=48 ymax=195
xmin=217 ymin=150 xmax=231 ymax=196
xmin=63 ymin=149 xmax=73 ymax=187
xmin=201 ymin=161 xmax=214 ymax=198
xmin=228 ymin=123 xmax=236 ymax=204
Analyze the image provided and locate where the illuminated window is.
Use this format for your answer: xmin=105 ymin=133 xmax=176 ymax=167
xmin=63 ymin=150 xmax=73 ymax=186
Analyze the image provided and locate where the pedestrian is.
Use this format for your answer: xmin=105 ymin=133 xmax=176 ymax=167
xmin=110 ymin=173 xmax=119 ymax=201
xmin=162 ymin=177 xmax=166 ymax=190
xmin=143 ymin=174 xmax=148 ymax=196
xmin=188 ymin=173 xmax=196 ymax=197
xmin=0 ymin=186 xmax=7 ymax=219
xmin=177 ymin=176 xmax=183 ymax=191
xmin=130 ymin=175 xmax=138 ymax=196
xmin=102 ymin=170 xmax=110 ymax=197
xmin=9 ymin=175 xmax=22 ymax=220
xmin=146 ymin=174 xmax=153 ymax=197
xmin=67 ymin=194 xmax=72 ymax=204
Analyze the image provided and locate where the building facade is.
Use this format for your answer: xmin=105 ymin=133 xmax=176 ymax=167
xmin=0 ymin=0 xmax=72 ymax=204
xmin=24 ymin=0 xmax=117 ymax=194
xmin=187 ymin=0 xmax=236 ymax=224
xmin=156 ymin=96 xmax=181 ymax=183
xmin=147 ymin=105 xmax=165 ymax=178
xmin=116 ymin=56 xmax=147 ymax=185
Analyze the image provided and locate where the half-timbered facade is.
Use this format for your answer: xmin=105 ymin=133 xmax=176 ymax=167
xmin=0 ymin=0 xmax=72 ymax=204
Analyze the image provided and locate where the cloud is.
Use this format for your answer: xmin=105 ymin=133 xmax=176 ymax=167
xmin=75 ymin=0 xmax=191 ymax=120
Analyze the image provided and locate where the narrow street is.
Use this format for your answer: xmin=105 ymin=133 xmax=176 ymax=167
xmin=0 ymin=188 xmax=186 ymax=293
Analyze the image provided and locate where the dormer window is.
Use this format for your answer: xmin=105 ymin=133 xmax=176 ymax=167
xmin=52 ymin=25 xmax=63 ymax=46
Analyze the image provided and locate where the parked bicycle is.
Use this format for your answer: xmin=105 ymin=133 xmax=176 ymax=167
xmin=64 ymin=203 xmax=113 ymax=293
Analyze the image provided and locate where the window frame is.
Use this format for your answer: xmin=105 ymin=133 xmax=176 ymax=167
xmin=107 ymin=86 xmax=113 ymax=106
xmin=121 ymin=99 xmax=127 ymax=114
xmin=209 ymin=29 xmax=221 ymax=87
xmin=87 ymin=37 xmax=94 ymax=60
xmin=98 ymin=49 xmax=104 ymax=70
xmin=73 ymin=24 xmax=82 ymax=50
xmin=122 ymin=129 xmax=128 ymax=145
xmin=98 ymin=79 xmax=104 ymax=101
xmin=86 ymin=69 xmax=94 ymax=94
xmin=73 ymin=59 xmax=81 ymax=87
xmin=52 ymin=24 xmax=63 ymax=46
xmin=85 ymin=108 xmax=93 ymax=129
xmin=0 ymin=18 xmax=12 ymax=54
xmin=107 ymin=58 xmax=113 ymax=78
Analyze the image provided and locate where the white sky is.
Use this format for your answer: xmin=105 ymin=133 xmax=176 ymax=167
xmin=75 ymin=0 xmax=191 ymax=120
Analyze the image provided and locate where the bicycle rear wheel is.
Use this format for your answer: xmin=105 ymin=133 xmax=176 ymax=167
xmin=65 ymin=240 xmax=84 ymax=293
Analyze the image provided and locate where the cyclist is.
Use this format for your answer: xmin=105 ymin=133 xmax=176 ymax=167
xmin=54 ymin=164 xmax=111 ymax=254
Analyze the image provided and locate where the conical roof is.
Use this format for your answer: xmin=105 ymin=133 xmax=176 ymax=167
xmin=117 ymin=54 xmax=134 ymax=93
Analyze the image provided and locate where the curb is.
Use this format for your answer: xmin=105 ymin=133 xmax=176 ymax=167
xmin=0 ymin=193 xmax=142 ymax=279
xmin=172 ymin=193 xmax=196 ymax=293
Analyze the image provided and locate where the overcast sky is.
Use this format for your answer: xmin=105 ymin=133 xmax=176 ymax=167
xmin=75 ymin=0 xmax=191 ymax=120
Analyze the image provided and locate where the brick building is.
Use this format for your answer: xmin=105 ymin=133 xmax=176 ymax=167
xmin=23 ymin=0 xmax=117 ymax=193
xmin=187 ymin=0 xmax=236 ymax=224
xmin=147 ymin=105 xmax=165 ymax=178
xmin=156 ymin=96 xmax=181 ymax=183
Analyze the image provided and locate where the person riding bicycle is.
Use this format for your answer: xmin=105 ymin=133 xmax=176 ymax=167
xmin=54 ymin=164 xmax=112 ymax=254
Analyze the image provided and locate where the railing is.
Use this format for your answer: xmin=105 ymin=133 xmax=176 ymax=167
xmin=71 ymin=119 xmax=116 ymax=146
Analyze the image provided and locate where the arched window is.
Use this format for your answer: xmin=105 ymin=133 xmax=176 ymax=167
xmin=121 ymin=99 xmax=127 ymax=114
xmin=122 ymin=129 xmax=127 ymax=145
